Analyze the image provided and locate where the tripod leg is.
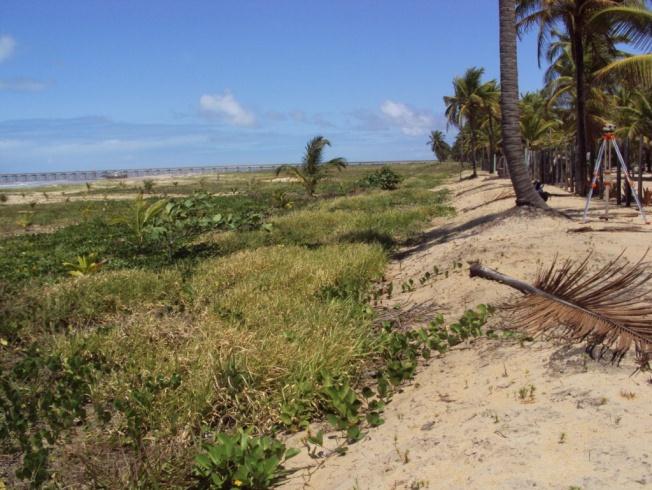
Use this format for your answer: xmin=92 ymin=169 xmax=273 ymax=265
xmin=613 ymin=141 xmax=649 ymax=224
xmin=583 ymin=141 xmax=606 ymax=223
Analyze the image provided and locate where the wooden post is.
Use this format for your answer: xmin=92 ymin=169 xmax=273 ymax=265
xmin=616 ymin=160 xmax=622 ymax=205
xmin=639 ymin=137 xmax=644 ymax=201
xmin=625 ymin=138 xmax=632 ymax=207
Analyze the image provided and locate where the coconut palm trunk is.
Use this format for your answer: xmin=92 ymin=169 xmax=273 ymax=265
xmin=487 ymin=114 xmax=497 ymax=174
xmin=470 ymin=131 xmax=479 ymax=178
xmin=571 ymin=17 xmax=589 ymax=196
xmin=499 ymin=0 xmax=548 ymax=208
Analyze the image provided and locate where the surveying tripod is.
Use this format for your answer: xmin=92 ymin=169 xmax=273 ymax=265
xmin=582 ymin=124 xmax=649 ymax=224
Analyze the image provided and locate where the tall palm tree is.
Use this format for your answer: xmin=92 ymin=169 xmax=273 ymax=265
xmin=444 ymin=67 xmax=497 ymax=178
xmin=543 ymin=32 xmax=617 ymax=144
xmin=516 ymin=0 xmax=644 ymax=195
xmin=276 ymin=136 xmax=347 ymax=197
xmin=500 ymin=0 xmax=549 ymax=208
xmin=427 ymin=130 xmax=451 ymax=161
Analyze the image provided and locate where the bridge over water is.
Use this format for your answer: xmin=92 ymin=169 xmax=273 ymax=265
xmin=0 ymin=160 xmax=434 ymax=186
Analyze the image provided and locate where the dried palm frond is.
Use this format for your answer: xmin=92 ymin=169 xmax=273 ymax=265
xmin=470 ymin=252 xmax=652 ymax=370
xmin=374 ymin=299 xmax=439 ymax=331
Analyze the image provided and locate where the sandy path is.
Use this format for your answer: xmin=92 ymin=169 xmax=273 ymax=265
xmin=282 ymin=173 xmax=652 ymax=490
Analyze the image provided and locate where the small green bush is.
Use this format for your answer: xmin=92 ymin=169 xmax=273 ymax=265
xmin=193 ymin=429 xmax=299 ymax=489
xmin=357 ymin=166 xmax=403 ymax=190
xmin=143 ymin=179 xmax=156 ymax=193
xmin=0 ymin=193 xmax=8 ymax=203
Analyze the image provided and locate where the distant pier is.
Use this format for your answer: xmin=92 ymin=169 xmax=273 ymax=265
xmin=0 ymin=160 xmax=434 ymax=186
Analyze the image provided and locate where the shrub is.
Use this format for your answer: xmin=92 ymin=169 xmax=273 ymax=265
xmin=193 ymin=429 xmax=299 ymax=489
xmin=0 ymin=193 xmax=8 ymax=203
xmin=358 ymin=166 xmax=403 ymax=190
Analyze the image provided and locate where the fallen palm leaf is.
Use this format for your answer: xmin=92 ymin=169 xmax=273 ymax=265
xmin=469 ymin=253 xmax=652 ymax=370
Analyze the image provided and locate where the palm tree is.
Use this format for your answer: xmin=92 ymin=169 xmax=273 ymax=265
xmin=444 ymin=67 xmax=498 ymax=178
xmin=500 ymin=0 xmax=549 ymax=208
xmin=617 ymin=89 xmax=652 ymax=195
xmin=481 ymin=80 xmax=502 ymax=173
xmin=544 ymin=30 xmax=625 ymax=139
xmin=521 ymin=111 xmax=559 ymax=157
xmin=427 ymin=130 xmax=451 ymax=161
xmin=592 ymin=5 xmax=652 ymax=87
xmin=516 ymin=0 xmax=645 ymax=195
xmin=275 ymin=136 xmax=347 ymax=197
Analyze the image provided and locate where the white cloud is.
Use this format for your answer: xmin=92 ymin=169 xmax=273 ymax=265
xmin=0 ymin=35 xmax=16 ymax=63
xmin=380 ymin=100 xmax=434 ymax=136
xmin=0 ymin=78 xmax=48 ymax=92
xmin=199 ymin=90 xmax=256 ymax=127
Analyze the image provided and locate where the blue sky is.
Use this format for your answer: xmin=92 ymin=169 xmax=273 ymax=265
xmin=0 ymin=1 xmax=547 ymax=173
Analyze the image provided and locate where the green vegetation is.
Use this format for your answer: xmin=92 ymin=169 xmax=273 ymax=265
xmin=62 ymin=252 xmax=104 ymax=276
xmin=0 ymin=199 xmax=131 ymax=235
xmin=275 ymin=135 xmax=347 ymax=197
xmin=0 ymin=163 xmax=471 ymax=488
xmin=193 ymin=430 xmax=299 ymax=489
xmin=357 ymin=166 xmax=403 ymax=190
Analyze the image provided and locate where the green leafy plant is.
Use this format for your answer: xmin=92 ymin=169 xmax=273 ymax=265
xmin=0 ymin=344 xmax=104 ymax=486
xmin=119 ymin=194 xmax=168 ymax=246
xmin=320 ymin=374 xmax=365 ymax=443
xmin=193 ymin=429 xmax=299 ymax=489
xmin=0 ymin=193 xmax=8 ymax=203
xmin=357 ymin=166 xmax=403 ymax=190
xmin=146 ymin=192 xmax=271 ymax=259
xmin=279 ymin=380 xmax=315 ymax=431
xmin=401 ymin=279 xmax=416 ymax=293
xmin=62 ymin=252 xmax=104 ymax=277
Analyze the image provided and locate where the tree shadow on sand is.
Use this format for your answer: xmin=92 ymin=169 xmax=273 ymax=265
xmin=393 ymin=206 xmax=567 ymax=261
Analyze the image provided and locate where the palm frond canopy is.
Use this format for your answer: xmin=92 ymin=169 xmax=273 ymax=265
xmin=276 ymin=135 xmax=346 ymax=196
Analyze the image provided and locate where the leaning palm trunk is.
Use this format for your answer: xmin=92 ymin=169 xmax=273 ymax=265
xmin=470 ymin=253 xmax=652 ymax=370
xmin=499 ymin=0 xmax=548 ymax=208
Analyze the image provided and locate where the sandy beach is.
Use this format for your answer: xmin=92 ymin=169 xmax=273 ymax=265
xmin=281 ymin=173 xmax=652 ymax=490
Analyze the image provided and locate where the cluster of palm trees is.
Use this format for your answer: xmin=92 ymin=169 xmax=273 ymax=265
xmin=434 ymin=0 xmax=652 ymax=203
xmin=442 ymin=68 xmax=501 ymax=178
